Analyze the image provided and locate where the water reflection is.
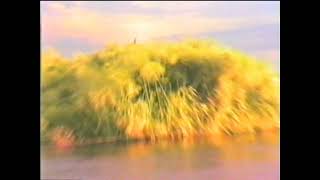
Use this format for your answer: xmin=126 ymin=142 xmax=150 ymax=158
xmin=41 ymin=133 xmax=279 ymax=180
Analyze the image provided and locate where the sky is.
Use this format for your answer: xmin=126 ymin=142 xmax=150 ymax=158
xmin=41 ymin=1 xmax=280 ymax=71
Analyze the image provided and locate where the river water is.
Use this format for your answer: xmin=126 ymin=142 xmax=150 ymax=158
xmin=41 ymin=134 xmax=279 ymax=180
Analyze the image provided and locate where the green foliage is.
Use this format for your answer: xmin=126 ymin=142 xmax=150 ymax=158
xmin=41 ymin=40 xmax=279 ymax=144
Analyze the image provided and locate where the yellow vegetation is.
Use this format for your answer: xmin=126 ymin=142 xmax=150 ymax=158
xmin=41 ymin=40 xmax=279 ymax=145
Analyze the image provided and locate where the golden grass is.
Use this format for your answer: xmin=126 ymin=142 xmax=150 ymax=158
xmin=41 ymin=39 xmax=279 ymax=145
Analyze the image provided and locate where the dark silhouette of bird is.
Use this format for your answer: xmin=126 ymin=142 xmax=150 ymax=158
xmin=133 ymin=38 xmax=136 ymax=44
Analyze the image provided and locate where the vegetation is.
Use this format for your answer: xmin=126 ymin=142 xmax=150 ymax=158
xmin=41 ymin=40 xmax=279 ymax=147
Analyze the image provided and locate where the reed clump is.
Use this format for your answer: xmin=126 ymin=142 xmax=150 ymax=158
xmin=41 ymin=40 xmax=279 ymax=146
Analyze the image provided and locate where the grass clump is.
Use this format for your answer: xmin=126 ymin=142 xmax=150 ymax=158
xmin=41 ymin=40 xmax=279 ymax=146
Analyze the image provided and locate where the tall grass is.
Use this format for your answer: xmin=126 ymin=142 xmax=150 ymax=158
xmin=41 ymin=40 xmax=279 ymax=146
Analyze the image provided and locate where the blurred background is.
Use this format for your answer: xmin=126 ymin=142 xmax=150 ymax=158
xmin=41 ymin=1 xmax=279 ymax=72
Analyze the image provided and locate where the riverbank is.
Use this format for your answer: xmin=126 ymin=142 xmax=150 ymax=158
xmin=42 ymin=127 xmax=279 ymax=150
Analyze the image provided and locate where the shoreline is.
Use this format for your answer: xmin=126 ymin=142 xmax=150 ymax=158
xmin=41 ymin=127 xmax=279 ymax=149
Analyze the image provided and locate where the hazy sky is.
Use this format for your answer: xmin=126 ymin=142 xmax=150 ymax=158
xmin=41 ymin=1 xmax=280 ymax=71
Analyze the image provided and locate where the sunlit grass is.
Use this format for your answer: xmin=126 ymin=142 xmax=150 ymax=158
xmin=41 ymin=39 xmax=279 ymax=146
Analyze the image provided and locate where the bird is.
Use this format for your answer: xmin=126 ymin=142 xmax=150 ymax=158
xmin=133 ymin=38 xmax=136 ymax=44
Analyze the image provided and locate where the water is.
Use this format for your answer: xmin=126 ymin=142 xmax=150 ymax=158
xmin=41 ymin=134 xmax=279 ymax=180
